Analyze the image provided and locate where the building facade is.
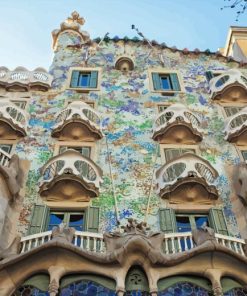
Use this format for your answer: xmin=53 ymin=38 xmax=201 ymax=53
xmin=0 ymin=11 xmax=247 ymax=296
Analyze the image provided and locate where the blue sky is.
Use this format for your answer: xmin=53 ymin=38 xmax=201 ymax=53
xmin=0 ymin=0 xmax=246 ymax=70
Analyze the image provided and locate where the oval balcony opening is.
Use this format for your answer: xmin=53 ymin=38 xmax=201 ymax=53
xmin=156 ymin=153 xmax=218 ymax=204
xmin=210 ymin=69 xmax=247 ymax=103
xmin=152 ymin=104 xmax=202 ymax=144
xmin=0 ymin=100 xmax=28 ymax=139
xmin=224 ymin=106 xmax=247 ymax=144
xmin=39 ymin=149 xmax=103 ymax=203
xmin=52 ymin=101 xmax=103 ymax=141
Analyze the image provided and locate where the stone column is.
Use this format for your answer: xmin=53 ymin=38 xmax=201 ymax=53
xmin=48 ymin=266 xmax=66 ymax=296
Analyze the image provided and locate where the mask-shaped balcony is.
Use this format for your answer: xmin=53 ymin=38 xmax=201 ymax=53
xmin=155 ymin=153 xmax=218 ymax=203
xmin=51 ymin=101 xmax=103 ymax=141
xmin=0 ymin=100 xmax=28 ymax=139
xmin=210 ymin=69 xmax=247 ymax=103
xmin=224 ymin=107 xmax=247 ymax=144
xmin=39 ymin=149 xmax=103 ymax=202
xmin=152 ymin=104 xmax=202 ymax=144
xmin=0 ymin=67 xmax=53 ymax=92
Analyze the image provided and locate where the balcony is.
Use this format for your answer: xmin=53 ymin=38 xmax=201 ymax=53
xmin=39 ymin=149 xmax=103 ymax=202
xmin=0 ymin=66 xmax=53 ymax=92
xmin=224 ymin=107 xmax=247 ymax=144
xmin=52 ymin=101 xmax=103 ymax=141
xmin=210 ymin=69 xmax=247 ymax=102
xmin=19 ymin=230 xmax=245 ymax=258
xmin=155 ymin=153 xmax=218 ymax=203
xmin=0 ymin=100 xmax=28 ymax=139
xmin=152 ymin=104 xmax=202 ymax=144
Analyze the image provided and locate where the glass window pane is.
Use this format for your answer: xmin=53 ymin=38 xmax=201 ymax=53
xmin=79 ymin=73 xmax=90 ymax=87
xmin=68 ymin=214 xmax=84 ymax=231
xmin=48 ymin=213 xmax=64 ymax=230
xmin=195 ymin=216 xmax=209 ymax=228
xmin=176 ymin=216 xmax=191 ymax=232
xmin=241 ymin=151 xmax=247 ymax=161
xmin=0 ymin=144 xmax=12 ymax=153
xmin=160 ymin=76 xmax=171 ymax=90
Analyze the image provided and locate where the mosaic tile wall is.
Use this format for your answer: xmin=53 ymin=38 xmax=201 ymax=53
xmin=16 ymin=30 xmax=247 ymax=236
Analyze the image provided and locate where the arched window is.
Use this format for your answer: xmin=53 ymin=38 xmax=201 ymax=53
xmin=12 ymin=274 xmax=49 ymax=296
xmin=60 ymin=274 xmax=116 ymax=295
xmin=115 ymin=57 xmax=134 ymax=72
xmin=222 ymin=277 xmax=247 ymax=296
xmin=125 ymin=266 xmax=149 ymax=295
xmin=158 ymin=276 xmax=212 ymax=296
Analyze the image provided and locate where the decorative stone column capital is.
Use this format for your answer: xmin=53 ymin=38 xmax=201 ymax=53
xmin=48 ymin=279 xmax=59 ymax=296
xmin=116 ymin=287 xmax=125 ymax=296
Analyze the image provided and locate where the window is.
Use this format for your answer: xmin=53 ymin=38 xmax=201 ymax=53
xmin=205 ymin=70 xmax=223 ymax=81
xmin=59 ymin=145 xmax=91 ymax=157
xmin=11 ymin=100 xmax=27 ymax=109
xmin=152 ymin=72 xmax=181 ymax=92
xmin=70 ymin=69 xmax=99 ymax=89
xmin=28 ymin=205 xmax=100 ymax=235
xmin=241 ymin=150 xmax=247 ymax=161
xmin=176 ymin=214 xmax=209 ymax=232
xmin=0 ymin=144 xmax=12 ymax=154
xmin=48 ymin=211 xmax=84 ymax=231
xmin=163 ymin=147 xmax=196 ymax=162
xmin=224 ymin=106 xmax=243 ymax=117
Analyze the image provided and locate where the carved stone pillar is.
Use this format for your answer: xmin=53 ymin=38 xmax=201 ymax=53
xmin=116 ymin=287 xmax=125 ymax=296
xmin=204 ymin=269 xmax=223 ymax=296
xmin=48 ymin=266 xmax=66 ymax=296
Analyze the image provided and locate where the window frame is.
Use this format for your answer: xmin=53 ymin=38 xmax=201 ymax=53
xmin=236 ymin=146 xmax=247 ymax=162
xmin=175 ymin=213 xmax=209 ymax=232
xmin=54 ymin=141 xmax=96 ymax=160
xmin=67 ymin=67 xmax=101 ymax=92
xmin=10 ymin=98 xmax=29 ymax=111
xmin=47 ymin=210 xmax=85 ymax=231
xmin=149 ymin=69 xmax=185 ymax=95
xmin=0 ymin=139 xmax=17 ymax=155
xmin=160 ymin=144 xmax=200 ymax=164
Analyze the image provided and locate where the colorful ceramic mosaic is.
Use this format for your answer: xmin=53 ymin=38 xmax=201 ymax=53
xmin=158 ymin=282 xmax=210 ymax=296
xmin=60 ymin=280 xmax=116 ymax=296
xmin=16 ymin=27 xmax=247 ymax=236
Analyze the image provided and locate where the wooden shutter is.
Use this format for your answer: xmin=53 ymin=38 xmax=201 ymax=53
xmin=209 ymin=208 xmax=228 ymax=235
xmin=159 ymin=208 xmax=177 ymax=233
xmin=89 ymin=71 xmax=98 ymax=88
xmin=152 ymin=73 xmax=161 ymax=90
xmin=170 ymin=73 xmax=181 ymax=91
xmin=70 ymin=70 xmax=80 ymax=87
xmin=87 ymin=207 xmax=100 ymax=233
xmin=205 ymin=71 xmax=214 ymax=82
xmin=28 ymin=205 xmax=49 ymax=235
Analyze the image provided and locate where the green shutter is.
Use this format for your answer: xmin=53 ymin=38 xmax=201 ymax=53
xmin=87 ymin=207 xmax=100 ymax=233
xmin=205 ymin=71 xmax=214 ymax=82
xmin=159 ymin=208 xmax=177 ymax=233
xmin=170 ymin=73 xmax=181 ymax=91
xmin=89 ymin=71 xmax=98 ymax=88
xmin=70 ymin=70 xmax=80 ymax=87
xmin=209 ymin=208 xmax=228 ymax=235
xmin=28 ymin=205 xmax=49 ymax=235
xmin=152 ymin=73 xmax=161 ymax=90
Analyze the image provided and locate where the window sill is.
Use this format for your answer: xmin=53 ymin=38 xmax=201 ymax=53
xmin=68 ymin=87 xmax=100 ymax=92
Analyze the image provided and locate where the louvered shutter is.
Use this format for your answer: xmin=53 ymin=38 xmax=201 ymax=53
xmin=28 ymin=205 xmax=49 ymax=235
xmin=159 ymin=208 xmax=177 ymax=233
xmin=87 ymin=207 xmax=100 ymax=233
xmin=152 ymin=73 xmax=161 ymax=90
xmin=70 ymin=71 xmax=80 ymax=87
xmin=89 ymin=71 xmax=98 ymax=88
xmin=205 ymin=71 xmax=214 ymax=82
xmin=170 ymin=73 xmax=181 ymax=91
xmin=209 ymin=208 xmax=228 ymax=235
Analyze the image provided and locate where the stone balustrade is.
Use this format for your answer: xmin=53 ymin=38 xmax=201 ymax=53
xmin=0 ymin=66 xmax=53 ymax=91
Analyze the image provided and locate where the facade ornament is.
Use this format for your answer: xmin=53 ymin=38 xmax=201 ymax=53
xmin=0 ymin=236 xmax=21 ymax=260
xmin=121 ymin=218 xmax=150 ymax=234
xmin=48 ymin=279 xmax=59 ymax=296
xmin=212 ymin=284 xmax=223 ymax=296
xmin=192 ymin=222 xmax=216 ymax=246
xmin=232 ymin=162 xmax=247 ymax=207
xmin=0 ymin=154 xmax=24 ymax=204
xmin=52 ymin=11 xmax=90 ymax=50
xmin=51 ymin=222 xmax=75 ymax=243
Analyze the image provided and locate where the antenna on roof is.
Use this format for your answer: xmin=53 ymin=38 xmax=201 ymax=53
xmin=98 ymin=32 xmax=110 ymax=47
xmin=131 ymin=24 xmax=154 ymax=49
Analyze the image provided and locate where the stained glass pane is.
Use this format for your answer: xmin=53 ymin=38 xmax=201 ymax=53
xmin=124 ymin=292 xmax=150 ymax=296
xmin=224 ymin=288 xmax=247 ymax=296
xmin=160 ymin=76 xmax=171 ymax=90
xmin=60 ymin=280 xmax=116 ymax=296
xmin=12 ymin=285 xmax=49 ymax=296
xmin=158 ymin=282 xmax=210 ymax=296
